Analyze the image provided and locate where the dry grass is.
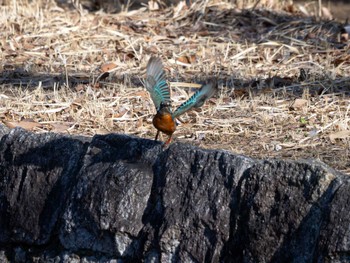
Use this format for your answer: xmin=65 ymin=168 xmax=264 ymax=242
xmin=0 ymin=0 xmax=349 ymax=174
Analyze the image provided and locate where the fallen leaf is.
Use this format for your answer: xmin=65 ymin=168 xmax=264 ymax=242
xmin=177 ymin=56 xmax=191 ymax=64
xmin=290 ymin=99 xmax=308 ymax=110
xmin=233 ymin=88 xmax=248 ymax=98
xmin=329 ymin=130 xmax=350 ymax=143
xmin=4 ymin=119 xmax=42 ymax=130
xmin=101 ymin=62 xmax=117 ymax=72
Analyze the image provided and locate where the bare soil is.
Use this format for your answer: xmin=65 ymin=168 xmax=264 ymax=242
xmin=0 ymin=0 xmax=349 ymax=174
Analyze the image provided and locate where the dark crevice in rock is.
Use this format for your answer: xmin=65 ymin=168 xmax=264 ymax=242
xmin=219 ymin=165 xmax=252 ymax=263
xmin=269 ymin=175 xmax=341 ymax=263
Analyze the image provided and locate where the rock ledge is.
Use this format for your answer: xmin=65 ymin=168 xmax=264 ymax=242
xmin=0 ymin=126 xmax=348 ymax=263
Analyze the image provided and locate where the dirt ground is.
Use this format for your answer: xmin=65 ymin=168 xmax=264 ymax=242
xmin=0 ymin=0 xmax=349 ymax=174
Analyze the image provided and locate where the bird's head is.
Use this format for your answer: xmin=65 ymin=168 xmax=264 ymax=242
xmin=157 ymin=101 xmax=172 ymax=115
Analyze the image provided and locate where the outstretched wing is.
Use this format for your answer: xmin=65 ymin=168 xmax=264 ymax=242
xmin=172 ymin=79 xmax=218 ymax=118
xmin=145 ymin=57 xmax=171 ymax=110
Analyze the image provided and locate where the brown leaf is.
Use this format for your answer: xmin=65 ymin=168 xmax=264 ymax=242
xmin=329 ymin=130 xmax=350 ymax=143
xmin=101 ymin=62 xmax=117 ymax=72
xmin=177 ymin=56 xmax=191 ymax=64
xmin=290 ymin=99 xmax=308 ymax=110
xmin=233 ymin=88 xmax=248 ymax=98
xmin=4 ymin=119 xmax=42 ymax=130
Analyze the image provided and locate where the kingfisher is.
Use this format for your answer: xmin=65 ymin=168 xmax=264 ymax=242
xmin=145 ymin=56 xmax=218 ymax=145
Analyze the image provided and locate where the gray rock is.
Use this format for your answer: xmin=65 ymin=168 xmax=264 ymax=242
xmin=0 ymin=124 xmax=348 ymax=262
xmin=60 ymin=134 xmax=157 ymax=257
xmin=0 ymin=127 xmax=89 ymax=245
xmin=223 ymin=159 xmax=343 ymax=263
xmin=0 ymin=250 xmax=9 ymax=263
xmin=0 ymin=124 xmax=9 ymax=139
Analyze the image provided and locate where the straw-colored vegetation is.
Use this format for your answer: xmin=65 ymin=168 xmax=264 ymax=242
xmin=0 ymin=0 xmax=349 ymax=173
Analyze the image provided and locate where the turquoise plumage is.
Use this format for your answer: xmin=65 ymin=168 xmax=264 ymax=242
xmin=145 ymin=57 xmax=171 ymax=110
xmin=145 ymin=56 xmax=217 ymax=145
xmin=172 ymin=79 xmax=217 ymax=118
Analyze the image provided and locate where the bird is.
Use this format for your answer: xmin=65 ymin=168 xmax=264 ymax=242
xmin=144 ymin=56 xmax=218 ymax=146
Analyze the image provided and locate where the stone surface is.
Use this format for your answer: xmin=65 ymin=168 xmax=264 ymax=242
xmin=0 ymin=124 xmax=349 ymax=262
xmin=0 ymin=124 xmax=9 ymax=139
xmin=0 ymin=127 xmax=89 ymax=245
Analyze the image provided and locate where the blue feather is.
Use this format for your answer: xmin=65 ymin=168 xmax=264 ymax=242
xmin=172 ymin=79 xmax=217 ymax=118
xmin=145 ymin=57 xmax=171 ymax=110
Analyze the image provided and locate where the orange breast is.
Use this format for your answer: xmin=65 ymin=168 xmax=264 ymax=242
xmin=153 ymin=113 xmax=176 ymax=135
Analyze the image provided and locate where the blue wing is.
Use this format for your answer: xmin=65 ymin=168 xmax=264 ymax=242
xmin=145 ymin=57 xmax=171 ymax=110
xmin=172 ymin=79 xmax=218 ymax=118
